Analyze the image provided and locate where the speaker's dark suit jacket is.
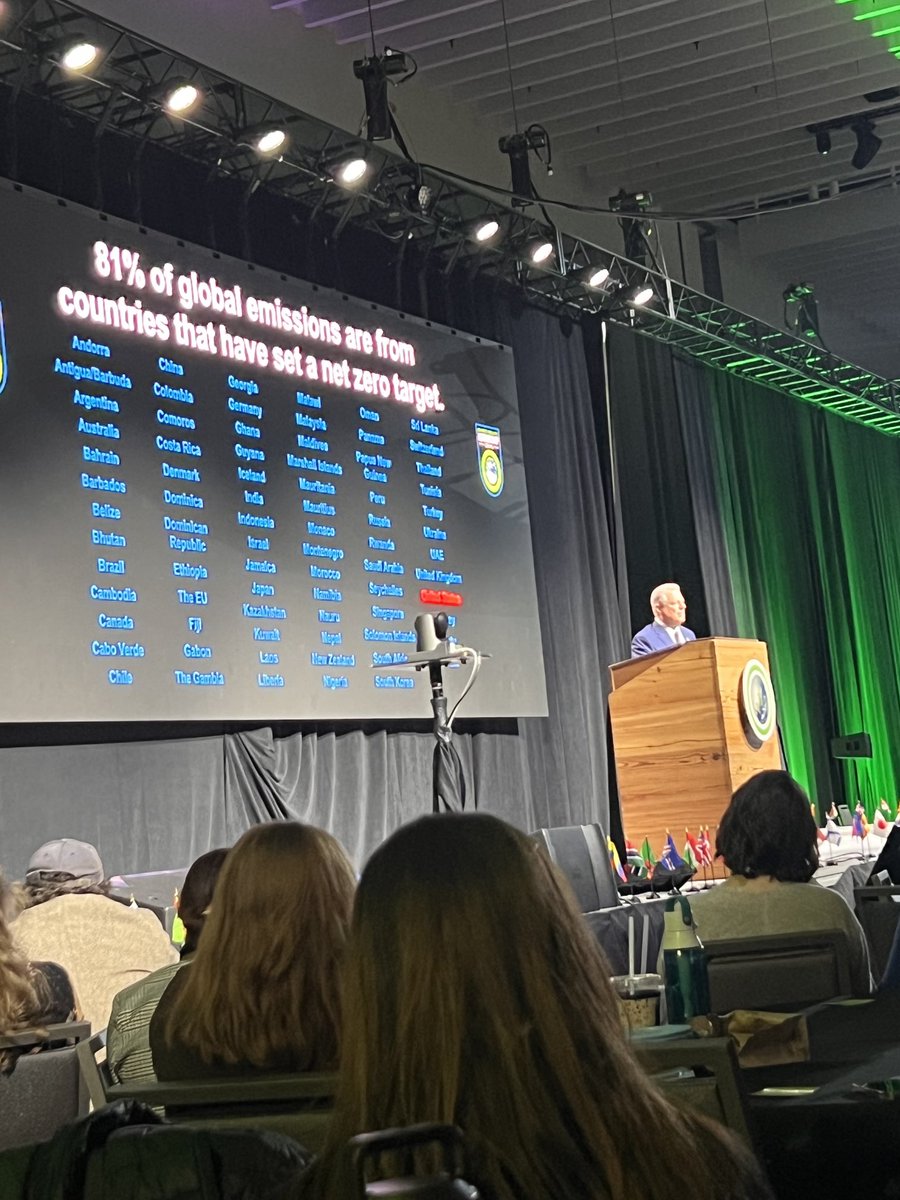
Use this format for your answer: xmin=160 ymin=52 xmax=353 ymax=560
xmin=630 ymin=622 xmax=696 ymax=658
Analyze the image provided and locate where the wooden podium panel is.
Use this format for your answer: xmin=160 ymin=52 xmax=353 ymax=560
xmin=608 ymin=638 xmax=780 ymax=860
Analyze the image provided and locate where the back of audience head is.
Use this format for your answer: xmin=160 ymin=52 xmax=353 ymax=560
xmin=313 ymin=811 xmax=765 ymax=1200
xmin=161 ymin=821 xmax=355 ymax=1071
xmin=22 ymin=838 xmax=110 ymax=906
xmin=178 ymin=847 xmax=228 ymax=956
xmin=716 ymin=770 xmax=818 ymax=883
xmin=0 ymin=873 xmax=38 ymax=1038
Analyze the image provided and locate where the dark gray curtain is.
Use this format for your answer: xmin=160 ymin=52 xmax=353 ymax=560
xmin=672 ymin=357 xmax=739 ymax=638
xmin=0 ymin=306 xmax=623 ymax=876
xmin=604 ymin=326 xmax=711 ymax=638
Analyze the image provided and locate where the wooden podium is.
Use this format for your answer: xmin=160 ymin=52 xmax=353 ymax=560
xmin=608 ymin=637 xmax=780 ymax=859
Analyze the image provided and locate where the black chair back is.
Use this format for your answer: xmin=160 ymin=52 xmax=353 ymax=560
xmin=531 ymin=824 xmax=620 ymax=912
xmin=0 ymin=1021 xmax=92 ymax=1151
xmin=703 ymin=929 xmax=852 ymax=1012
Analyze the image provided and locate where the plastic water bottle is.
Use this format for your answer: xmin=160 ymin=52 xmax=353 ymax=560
xmin=661 ymin=895 xmax=710 ymax=1023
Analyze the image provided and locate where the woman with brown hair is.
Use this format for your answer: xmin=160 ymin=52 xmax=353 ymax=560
xmin=298 ymin=813 xmax=772 ymax=1200
xmin=151 ymin=821 xmax=355 ymax=1079
xmin=0 ymin=873 xmax=77 ymax=1073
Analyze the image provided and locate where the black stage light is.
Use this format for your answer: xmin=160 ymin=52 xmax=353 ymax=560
xmin=815 ymin=128 xmax=831 ymax=156
xmin=851 ymin=120 xmax=881 ymax=170
xmin=353 ymin=49 xmax=409 ymax=141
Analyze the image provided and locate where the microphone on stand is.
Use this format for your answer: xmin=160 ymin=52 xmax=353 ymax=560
xmin=415 ymin=612 xmax=450 ymax=697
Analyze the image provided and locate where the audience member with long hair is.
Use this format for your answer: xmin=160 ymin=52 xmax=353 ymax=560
xmin=690 ymin=770 xmax=871 ymax=994
xmin=0 ymin=872 xmax=77 ymax=1074
xmin=151 ymin=821 xmax=355 ymax=1079
xmin=107 ymin=847 xmax=229 ymax=1083
xmin=297 ymin=813 xmax=773 ymax=1200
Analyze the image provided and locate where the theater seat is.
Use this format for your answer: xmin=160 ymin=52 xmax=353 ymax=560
xmin=0 ymin=1021 xmax=92 ymax=1151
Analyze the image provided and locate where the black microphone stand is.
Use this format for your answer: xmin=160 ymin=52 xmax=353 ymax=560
xmin=427 ymin=655 xmax=466 ymax=813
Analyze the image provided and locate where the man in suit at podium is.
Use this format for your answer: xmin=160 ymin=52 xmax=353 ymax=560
xmin=631 ymin=582 xmax=697 ymax=657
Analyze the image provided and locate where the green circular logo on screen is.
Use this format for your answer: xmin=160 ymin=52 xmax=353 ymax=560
xmin=479 ymin=447 xmax=504 ymax=497
xmin=740 ymin=658 xmax=776 ymax=748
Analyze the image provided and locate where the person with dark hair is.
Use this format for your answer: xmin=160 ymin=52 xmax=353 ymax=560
xmin=296 ymin=812 xmax=773 ymax=1200
xmin=0 ymin=872 xmax=78 ymax=1074
xmin=151 ymin=822 xmax=355 ymax=1080
xmin=106 ymin=847 xmax=229 ymax=1083
xmin=690 ymin=770 xmax=871 ymax=994
xmin=12 ymin=839 xmax=178 ymax=1033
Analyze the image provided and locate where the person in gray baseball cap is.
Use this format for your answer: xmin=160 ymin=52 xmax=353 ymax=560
xmin=13 ymin=838 xmax=178 ymax=1033
xmin=25 ymin=839 xmax=105 ymax=890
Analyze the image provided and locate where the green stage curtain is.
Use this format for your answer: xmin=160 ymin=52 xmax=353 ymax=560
xmin=684 ymin=362 xmax=900 ymax=818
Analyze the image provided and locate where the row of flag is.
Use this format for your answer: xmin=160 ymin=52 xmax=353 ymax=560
xmin=609 ymin=797 xmax=900 ymax=884
xmin=816 ymin=799 xmax=898 ymax=845
xmin=606 ymin=828 xmax=715 ymax=883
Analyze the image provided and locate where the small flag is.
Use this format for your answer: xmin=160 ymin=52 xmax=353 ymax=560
xmin=641 ymin=837 xmax=657 ymax=870
xmin=852 ymin=804 xmax=870 ymax=840
xmin=696 ymin=828 xmax=713 ymax=867
xmin=661 ymin=830 xmax=686 ymax=871
xmin=625 ymin=839 xmax=647 ymax=879
xmin=684 ymin=827 xmax=702 ymax=863
xmin=608 ymin=837 xmax=627 ymax=882
xmin=683 ymin=842 xmax=698 ymax=871
xmin=875 ymin=809 xmax=889 ymax=833
xmin=825 ymin=817 xmax=842 ymax=845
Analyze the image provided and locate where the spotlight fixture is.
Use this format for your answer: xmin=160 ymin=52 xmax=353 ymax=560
xmin=851 ymin=119 xmax=881 ymax=170
xmin=252 ymin=126 xmax=288 ymax=156
xmin=783 ymin=283 xmax=821 ymax=342
xmin=164 ymin=82 xmax=202 ymax=116
xmin=336 ymin=156 xmax=368 ymax=185
xmin=622 ymin=283 xmax=654 ymax=307
xmin=353 ymin=48 xmax=412 ymax=142
xmin=499 ymin=124 xmax=552 ymax=207
xmin=528 ymin=239 xmax=554 ymax=265
xmin=472 ymin=218 xmax=500 ymax=243
xmin=815 ymin=128 xmax=831 ymax=156
xmin=584 ymin=265 xmax=610 ymax=289
xmin=57 ymin=37 xmax=100 ymax=72
xmin=609 ymin=188 xmax=654 ymax=266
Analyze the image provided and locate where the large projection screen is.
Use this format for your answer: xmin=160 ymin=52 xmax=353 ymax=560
xmin=0 ymin=180 xmax=548 ymax=721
